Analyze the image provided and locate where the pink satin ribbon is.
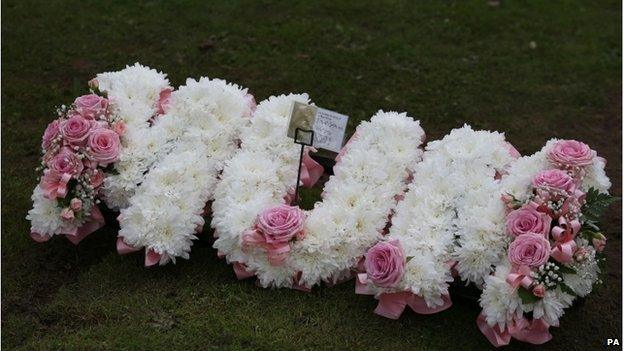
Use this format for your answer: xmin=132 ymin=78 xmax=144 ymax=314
xmin=300 ymin=150 xmax=324 ymax=188
xmin=335 ymin=132 xmax=359 ymax=164
xmin=506 ymin=265 xmax=534 ymax=290
xmin=233 ymin=262 xmax=254 ymax=280
xmin=242 ymin=228 xmax=291 ymax=266
xmin=145 ymin=249 xmax=161 ymax=267
xmin=41 ymin=172 xmax=72 ymax=199
xmin=551 ymin=239 xmax=577 ymax=264
xmin=477 ymin=313 xmax=553 ymax=347
xmin=355 ymin=273 xmax=451 ymax=319
xmin=116 ymin=237 xmax=140 ymax=255
xmin=551 ymin=216 xmax=580 ymax=241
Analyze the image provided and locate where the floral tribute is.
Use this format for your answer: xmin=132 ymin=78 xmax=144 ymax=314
xmin=477 ymin=139 xmax=613 ymax=346
xmin=27 ymin=63 xmax=174 ymax=244
xmin=212 ymin=95 xmax=425 ymax=290
xmin=356 ymin=126 xmax=519 ymax=319
xmin=117 ymin=78 xmax=255 ymax=266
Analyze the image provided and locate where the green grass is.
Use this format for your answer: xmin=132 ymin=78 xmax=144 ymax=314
xmin=2 ymin=1 xmax=621 ymax=350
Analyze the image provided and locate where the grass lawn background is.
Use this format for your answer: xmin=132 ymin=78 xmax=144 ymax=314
xmin=2 ymin=1 xmax=621 ymax=350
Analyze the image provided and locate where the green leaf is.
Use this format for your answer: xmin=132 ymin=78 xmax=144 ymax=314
xmin=581 ymin=187 xmax=618 ymax=224
xmin=557 ymin=265 xmax=577 ymax=275
xmin=405 ymin=256 xmax=414 ymax=263
xmin=517 ymin=287 xmax=539 ymax=304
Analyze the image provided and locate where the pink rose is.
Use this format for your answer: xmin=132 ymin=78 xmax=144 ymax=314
xmin=70 ymin=198 xmax=82 ymax=211
xmin=508 ymin=233 xmax=551 ymax=268
xmin=592 ymin=233 xmax=606 ymax=253
xmin=89 ymin=169 xmax=105 ymax=188
xmin=112 ymin=121 xmax=127 ymax=136
xmin=506 ymin=206 xmax=552 ymax=237
xmin=60 ymin=208 xmax=75 ymax=221
xmin=365 ymin=240 xmax=406 ymax=288
xmin=532 ymin=169 xmax=576 ymax=193
xmin=42 ymin=120 xmax=60 ymax=150
xmin=156 ymin=88 xmax=173 ymax=115
xmin=47 ymin=147 xmax=83 ymax=177
xmin=257 ymin=205 xmax=306 ymax=244
xmin=88 ymin=128 xmax=120 ymax=165
xmin=74 ymin=94 xmax=108 ymax=120
xmin=532 ymin=284 xmax=546 ymax=298
xmin=548 ymin=140 xmax=595 ymax=167
xmin=60 ymin=115 xmax=92 ymax=145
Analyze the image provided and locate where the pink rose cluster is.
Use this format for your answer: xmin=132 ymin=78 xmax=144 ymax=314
xmin=38 ymin=94 xmax=123 ymax=223
xmin=502 ymin=140 xmax=606 ymax=299
xmin=242 ymin=205 xmax=306 ymax=266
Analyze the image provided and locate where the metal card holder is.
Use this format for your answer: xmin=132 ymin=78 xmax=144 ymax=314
xmin=293 ymin=128 xmax=314 ymax=205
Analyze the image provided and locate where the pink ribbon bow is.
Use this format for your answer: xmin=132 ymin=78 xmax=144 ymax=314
xmin=477 ymin=313 xmax=553 ymax=347
xmin=116 ymin=237 xmax=162 ymax=267
xmin=242 ymin=228 xmax=291 ymax=266
xmin=41 ymin=171 xmax=72 ymax=199
xmin=506 ymin=265 xmax=534 ymax=290
xmin=551 ymin=216 xmax=580 ymax=242
xmin=355 ymin=274 xmax=452 ymax=319
xmin=300 ymin=149 xmax=324 ymax=188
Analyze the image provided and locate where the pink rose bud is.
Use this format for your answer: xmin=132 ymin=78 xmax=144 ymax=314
xmin=574 ymin=247 xmax=589 ymax=262
xmin=74 ymin=94 xmax=108 ymax=120
xmin=42 ymin=119 xmax=60 ymax=150
xmin=112 ymin=121 xmax=127 ymax=136
xmin=508 ymin=233 xmax=551 ymax=268
xmin=592 ymin=233 xmax=606 ymax=253
xmin=70 ymin=198 xmax=83 ymax=211
xmin=532 ymin=169 xmax=576 ymax=193
xmin=245 ymin=93 xmax=257 ymax=114
xmin=532 ymin=284 xmax=546 ymax=298
xmin=88 ymin=78 xmax=99 ymax=89
xmin=506 ymin=205 xmax=552 ymax=237
xmin=60 ymin=208 xmax=75 ymax=221
xmin=365 ymin=240 xmax=406 ymax=288
xmin=87 ymin=128 xmax=120 ymax=166
xmin=47 ymin=147 xmax=84 ymax=177
xmin=257 ymin=205 xmax=306 ymax=244
xmin=548 ymin=140 xmax=596 ymax=168
xmin=60 ymin=115 xmax=93 ymax=146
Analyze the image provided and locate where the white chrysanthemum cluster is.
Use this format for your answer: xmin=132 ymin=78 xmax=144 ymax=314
xmin=27 ymin=185 xmax=74 ymax=236
xmin=97 ymin=63 xmax=177 ymax=209
xmin=362 ymin=125 xmax=516 ymax=307
xmin=480 ymin=140 xmax=609 ymax=330
xmin=118 ymin=78 xmax=254 ymax=265
xmin=212 ymin=99 xmax=425 ymax=289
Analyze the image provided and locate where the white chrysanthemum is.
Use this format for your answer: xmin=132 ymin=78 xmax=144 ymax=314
xmin=212 ymin=104 xmax=425 ymax=289
xmin=118 ymin=77 xmax=253 ymax=264
xmin=26 ymin=186 xmax=64 ymax=237
xmin=479 ymin=263 xmax=523 ymax=329
xmin=530 ymin=288 xmax=574 ymax=326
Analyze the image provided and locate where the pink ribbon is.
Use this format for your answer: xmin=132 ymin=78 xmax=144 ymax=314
xmin=41 ymin=171 xmax=72 ymax=199
xmin=63 ymin=206 xmax=105 ymax=245
xmin=551 ymin=239 xmax=577 ymax=264
xmin=356 ymin=274 xmax=451 ymax=319
xmin=506 ymin=265 xmax=534 ymax=290
xmin=116 ymin=237 xmax=141 ymax=255
xmin=477 ymin=313 xmax=512 ymax=347
xmin=335 ymin=132 xmax=359 ymax=163
xmin=300 ymin=150 xmax=323 ymax=188
xmin=374 ymin=291 xmax=452 ymax=319
xmin=551 ymin=216 xmax=580 ymax=242
xmin=233 ymin=262 xmax=254 ymax=280
xmin=477 ymin=313 xmax=553 ymax=347
xmin=30 ymin=232 xmax=51 ymax=243
xmin=242 ymin=228 xmax=291 ymax=266
xmin=144 ymin=249 xmax=161 ymax=267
